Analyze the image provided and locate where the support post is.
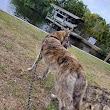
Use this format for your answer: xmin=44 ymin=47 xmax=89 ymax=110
xmin=104 ymin=53 xmax=110 ymax=62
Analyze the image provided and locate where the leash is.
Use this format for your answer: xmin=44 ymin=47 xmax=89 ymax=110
xmin=27 ymin=66 xmax=37 ymax=110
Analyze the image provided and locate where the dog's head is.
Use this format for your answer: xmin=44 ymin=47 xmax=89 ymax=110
xmin=51 ymin=28 xmax=72 ymax=48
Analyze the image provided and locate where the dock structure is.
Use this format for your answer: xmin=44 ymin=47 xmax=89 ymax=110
xmin=46 ymin=3 xmax=100 ymax=52
xmin=46 ymin=3 xmax=83 ymax=30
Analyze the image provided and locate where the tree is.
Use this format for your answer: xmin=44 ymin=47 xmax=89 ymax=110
xmin=62 ymin=0 xmax=89 ymax=18
xmin=81 ymin=12 xmax=110 ymax=53
xmin=21 ymin=0 xmax=36 ymax=9
xmin=20 ymin=0 xmax=56 ymax=15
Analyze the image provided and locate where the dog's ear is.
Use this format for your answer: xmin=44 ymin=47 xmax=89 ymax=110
xmin=65 ymin=28 xmax=72 ymax=37
xmin=61 ymin=26 xmax=69 ymax=30
xmin=61 ymin=27 xmax=72 ymax=37
xmin=64 ymin=28 xmax=69 ymax=31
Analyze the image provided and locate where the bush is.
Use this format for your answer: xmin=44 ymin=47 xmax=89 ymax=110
xmin=98 ymin=45 xmax=109 ymax=56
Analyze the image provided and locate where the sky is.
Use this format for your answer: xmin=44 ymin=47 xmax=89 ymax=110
xmin=81 ymin=0 xmax=110 ymax=24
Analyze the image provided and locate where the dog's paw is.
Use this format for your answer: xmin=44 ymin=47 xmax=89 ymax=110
xmin=51 ymin=94 xmax=57 ymax=99
xmin=27 ymin=67 xmax=33 ymax=72
xmin=38 ymin=76 xmax=44 ymax=80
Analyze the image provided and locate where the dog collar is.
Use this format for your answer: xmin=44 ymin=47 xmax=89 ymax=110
xmin=50 ymin=35 xmax=60 ymax=41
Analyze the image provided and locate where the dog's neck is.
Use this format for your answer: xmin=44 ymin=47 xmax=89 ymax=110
xmin=48 ymin=35 xmax=64 ymax=44
xmin=50 ymin=35 xmax=60 ymax=41
xmin=48 ymin=31 xmax=69 ymax=44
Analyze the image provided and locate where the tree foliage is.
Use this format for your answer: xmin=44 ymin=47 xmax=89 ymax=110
xmin=81 ymin=12 xmax=110 ymax=51
xmin=20 ymin=0 xmax=36 ymax=9
xmin=62 ymin=0 xmax=89 ymax=18
xmin=20 ymin=0 xmax=57 ymax=15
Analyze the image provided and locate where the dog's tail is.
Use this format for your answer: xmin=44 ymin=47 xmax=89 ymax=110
xmin=72 ymin=68 xmax=87 ymax=110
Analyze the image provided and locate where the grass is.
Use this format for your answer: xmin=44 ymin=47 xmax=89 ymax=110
xmin=0 ymin=10 xmax=110 ymax=110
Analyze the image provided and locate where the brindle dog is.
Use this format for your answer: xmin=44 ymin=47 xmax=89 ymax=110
xmin=28 ymin=29 xmax=87 ymax=110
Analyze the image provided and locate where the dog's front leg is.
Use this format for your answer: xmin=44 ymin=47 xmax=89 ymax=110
xmin=39 ymin=67 xmax=49 ymax=80
xmin=28 ymin=52 xmax=42 ymax=72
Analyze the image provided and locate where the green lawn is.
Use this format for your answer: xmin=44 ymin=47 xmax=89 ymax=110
xmin=0 ymin=10 xmax=110 ymax=110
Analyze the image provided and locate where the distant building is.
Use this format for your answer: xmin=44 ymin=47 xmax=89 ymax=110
xmin=88 ymin=37 xmax=97 ymax=45
xmin=46 ymin=3 xmax=83 ymax=30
